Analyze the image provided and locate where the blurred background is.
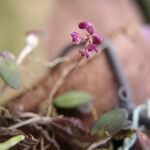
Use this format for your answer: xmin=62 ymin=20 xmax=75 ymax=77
xmin=0 ymin=0 xmax=53 ymax=54
xmin=136 ymin=0 xmax=150 ymax=23
xmin=0 ymin=0 xmax=53 ymax=104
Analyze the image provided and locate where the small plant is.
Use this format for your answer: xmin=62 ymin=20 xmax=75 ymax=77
xmin=71 ymin=21 xmax=102 ymax=58
xmin=0 ymin=21 xmax=149 ymax=150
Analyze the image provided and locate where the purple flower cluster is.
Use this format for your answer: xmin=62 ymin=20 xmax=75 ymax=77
xmin=70 ymin=21 xmax=103 ymax=58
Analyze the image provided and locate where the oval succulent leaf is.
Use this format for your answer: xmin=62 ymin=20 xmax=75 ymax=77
xmin=0 ymin=53 xmax=21 ymax=89
xmin=53 ymin=91 xmax=93 ymax=109
xmin=91 ymin=108 xmax=128 ymax=136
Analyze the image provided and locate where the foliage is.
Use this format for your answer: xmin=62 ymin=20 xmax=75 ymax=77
xmin=0 ymin=52 xmax=21 ymax=89
xmin=0 ymin=135 xmax=25 ymax=150
xmin=0 ymin=20 xmax=149 ymax=150
xmin=53 ymin=91 xmax=93 ymax=109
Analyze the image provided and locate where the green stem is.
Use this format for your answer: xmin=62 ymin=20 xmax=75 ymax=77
xmin=0 ymin=135 xmax=25 ymax=150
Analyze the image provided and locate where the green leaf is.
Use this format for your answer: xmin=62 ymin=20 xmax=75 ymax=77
xmin=0 ymin=56 xmax=21 ymax=89
xmin=53 ymin=91 xmax=93 ymax=109
xmin=0 ymin=135 xmax=25 ymax=150
xmin=91 ymin=108 xmax=128 ymax=136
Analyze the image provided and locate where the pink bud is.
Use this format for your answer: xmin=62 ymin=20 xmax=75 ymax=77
xmin=92 ymin=33 xmax=103 ymax=45
xmin=78 ymin=21 xmax=89 ymax=29
xmin=70 ymin=32 xmax=81 ymax=45
xmin=86 ymin=24 xmax=94 ymax=34
xmin=79 ymin=21 xmax=95 ymax=34
xmin=79 ymin=48 xmax=90 ymax=58
xmin=86 ymin=43 xmax=98 ymax=52
xmin=71 ymin=21 xmax=103 ymax=58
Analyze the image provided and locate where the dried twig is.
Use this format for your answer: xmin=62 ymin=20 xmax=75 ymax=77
xmin=40 ymin=137 xmax=44 ymax=150
xmin=35 ymin=56 xmax=71 ymax=68
xmin=44 ymin=53 xmax=101 ymax=116
xmin=8 ymin=116 xmax=52 ymax=130
xmin=33 ymin=124 xmax=61 ymax=150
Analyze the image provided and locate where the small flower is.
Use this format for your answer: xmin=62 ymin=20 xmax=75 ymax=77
xmin=70 ymin=32 xmax=81 ymax=45
xmin=78 ymin=21 xmax=95 ymax=34
xmin=86 ymin=24 xmax=94 ymax=34
xmin=86 ymin=43 xmax=98 ymax=53
xmin=79 ymin=48 xmax=90 ymax=58
xmin=17 ymin=31 xmax=40 ymax=65
xmin=92 ymin=33 xmax=103 ymax=45
xmin=78 ymin=21 xmax=89 ymax=29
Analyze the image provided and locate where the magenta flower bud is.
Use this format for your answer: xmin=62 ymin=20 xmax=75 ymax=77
xmin=86 ymin=24 xmax=94 ymax=34
xmin=86 ymin=43 xmax=98 ymax=52
xmin=70 ymin=32 xmax=81 ymax=44
xmin=79 ymin=49 xmax=86 ymax=57
xmin=79 ymin=48 xmax=90 ymax=58
xmin=78 ymin=21 xmax=89 ymax=29
xmin=79 ymin=21 xmax=95 ymax=34
xmin=92 ymin=33 xmax=103 ymax=45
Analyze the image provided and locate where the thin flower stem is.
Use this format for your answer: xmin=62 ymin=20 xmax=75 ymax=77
xmin=17 ymin=45 xmax=33 ymax=65
xmin=17 ymin=33 xmax=39 ymax=65
xmin=44 ymin=54 xmax=99 ymax=116
xmin=33 ymin=124 xmax=61 ymax=150
xmin=46 ymin=57 xmax=83 ymax=116
xmin=35 ymin=56 xmax=70 ymax=68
